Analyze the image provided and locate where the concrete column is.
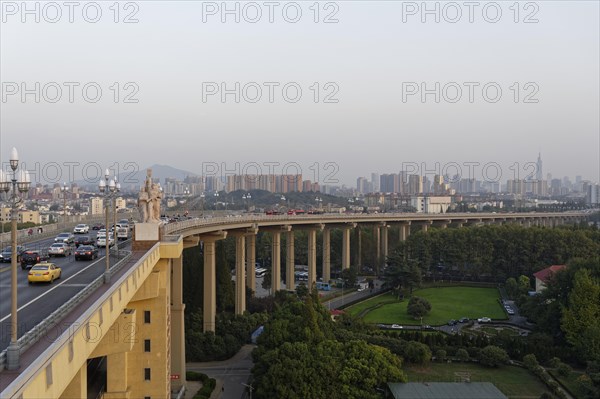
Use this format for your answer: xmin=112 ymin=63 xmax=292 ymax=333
xmin=271 ymin=231 xmax=281 ymax=292
xmin=399 ymin=224 xmax=408 ymax=241
xmin=105 ymin=352 xmax=128 ymax=397
xmin=440 ymin=223 xmax=448 ymax=229
xmin=308 ymin=229 xmax=317 ymax=290
xmin=171 ymin=256 xmax=186 ymax=390
xmin=203 ymin=240 xmax=217 ymax=332
xmin=356 ymin=228 xmax=362 ymax=269
xmin=342 ymin=227 xmax=351 ymax=270
xmin=60 ymin=364 xmax=87 ymax=399
xmin=235 ymin=235 xmax=246 ymax=315
xmin=421 ymin=223 xmax=429 ymax=233
xmin=286 ymin=230 xmax=295 ymax=291
xmin=374 ymin=225 xmax=381 ymax=267
xmin=322 ymin=228 xmax=331 ymax=282
xmin=246 ymin=234 xmax=256 ymax=294
xmin=381 ymin=225 xmax=388 ymax=260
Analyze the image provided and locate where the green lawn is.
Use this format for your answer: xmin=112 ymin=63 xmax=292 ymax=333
xmin=549 ymin=370 xmax=586 ymax=399
xmin=347 ymin=287 xmax=506 ymax=325
xmin=405 ymin=362 xmax=550 ymax=398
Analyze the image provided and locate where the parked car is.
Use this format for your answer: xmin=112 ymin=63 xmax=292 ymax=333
xmin=478 ymin=317 xmax=492 ymax=323
xmin=0 ymin=245 xmax=27 ymax=263
xmin=49 ymin=243 xmax=72 ymax=257
xmin=28 ymin=263 xmax=61 ymax=284
xmin=422 ymin=325 xmax=434 ymax=330
xmin=54 ymin=233 xmax=74 ymax=244
xmin=74 ymin=235 xmax=94 ymax=247
xmin=391 ymin=324 xmax=403 ymax=329
xmin=92 ymin=223 xmax=104 ymax=230
xmin=448 ymin=319 xmax=458 ymax=326
xmin=73 ymin=224 xmax=90 ymax=234
xmin=20 ymin=250 xmax=49 ymax=270
xmin=74 ymin=245 xmax=99 ymax=261
xmin=458 ymin=317 xmax=470 ymax=323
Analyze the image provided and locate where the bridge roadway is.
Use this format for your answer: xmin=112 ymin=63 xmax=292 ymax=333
xmin=0 ymin=211 xmax=586 ymax=399
xmin=0 ymin=235 xmax=129 ymax=353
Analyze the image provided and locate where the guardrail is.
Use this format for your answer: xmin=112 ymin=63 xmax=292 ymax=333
xmin=0 ymin=251 xmax=133 ymax=372
xmin=164 ymin=211 xmax=587 ymax=235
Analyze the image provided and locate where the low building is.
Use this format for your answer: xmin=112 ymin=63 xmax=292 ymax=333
xmin=533 ymin=265 xmax=567 ymax=293
xmin=410 ymin=196 xmax=452 ymax=213
xmin=388 ymin=382 xmax=507 ymax=399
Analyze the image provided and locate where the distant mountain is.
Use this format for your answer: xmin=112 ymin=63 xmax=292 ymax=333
xmin=117 ymin=164 xmax=199 ymax=187
xmin=73 ymin=164 xmax=199 ymax=191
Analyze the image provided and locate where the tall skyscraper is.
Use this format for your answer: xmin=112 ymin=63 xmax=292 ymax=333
xmin=371 ymin=173 xmax=379 ymax=192
xmin=536 ymin=153 xmax=543 ymax=181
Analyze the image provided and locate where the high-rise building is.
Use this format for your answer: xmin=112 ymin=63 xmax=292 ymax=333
xmin=371 ymin=173 xmax=379 ymax=192
xmin=536 ymin=153 xmax=543 ymax=181
xmin=90 ymin=197 xmax=104 ymax=215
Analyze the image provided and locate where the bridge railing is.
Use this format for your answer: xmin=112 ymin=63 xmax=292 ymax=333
xmin=163 ymin=211 xmax=584 ymax=235
xmin=0 ymin=251 xmax=133 ymax=372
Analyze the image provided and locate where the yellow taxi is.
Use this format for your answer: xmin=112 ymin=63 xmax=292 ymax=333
xmin=28 ymin=262 xmax=62 ymax=284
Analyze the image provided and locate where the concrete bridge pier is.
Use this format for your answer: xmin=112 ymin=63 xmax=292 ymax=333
xmin=286 ymin=230 xmax=295 ymax=291
xmin=201 ymin=232 xmax=227 ymax=332
xmin=235 ymin=235 xmax=246 ymax=315
xmin=374 ymin=225 xmax=381 ymax=268
xmin=399 ymin=222 xmax=410 ymax=242
xmin=322 ymin=228 xmax=331 ymax=283
xmin=271 ymin=231 xmax=281 ymax=292
xmin=342 ymin=226 xmax=351 ymax=270
xmin=308 ymin=229 xmax=317 ymax=290
xmin=381 ymin=223 xmax=389 ymax=262
xmin=246 ymin=234 xmax=256 ymax=294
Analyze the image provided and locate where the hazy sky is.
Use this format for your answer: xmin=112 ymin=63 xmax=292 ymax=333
xmin=1 ymin=0 xmax=599 ymax=186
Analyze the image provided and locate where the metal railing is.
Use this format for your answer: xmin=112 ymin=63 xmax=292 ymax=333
xmin=0 ymin=251 xmax=133 ymax=372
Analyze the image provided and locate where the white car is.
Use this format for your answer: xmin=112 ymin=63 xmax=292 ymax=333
xmin=96 ymin=232 xmax=115 ymax=248
xmin=73 ymin=224 xmax=89 ymax=234
xmin=477 ymin=317 xmax=492 ymax=323
xmin=391 ymin=324 xmax=403 ymax=329
xmin=48 ymin=243 xmax=72 ymax=257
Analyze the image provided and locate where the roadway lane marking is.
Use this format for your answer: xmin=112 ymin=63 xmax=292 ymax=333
xmin=0 ymin=256 xmax=106 ymax=323
xmin=0 ymin=266 xmax=10 ymax=273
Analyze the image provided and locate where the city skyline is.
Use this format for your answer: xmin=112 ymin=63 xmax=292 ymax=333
xmin=1 ymin=1 xmax=599 ymax=184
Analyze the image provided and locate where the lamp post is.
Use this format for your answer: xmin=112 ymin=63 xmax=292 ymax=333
xmin=241 ymin=382 xmax=253 ymax=399
xmin=315 ymin=196 xmax=322 ymax=212
xmin=0 ymin=147 xmax=31 ymax=370
xmin=242 ymin=192 xmax=251 ymax=212
xmin=200 ymin=192 xmax=205 ymax=216
xmin=113 ymin=178 xmax=121 ymax=259
xmin=214 ymin=191 xmax=219 ymax=212
xmin=99 ymin=169 xmax=117 ymax=284
xmin=61 ymin=181 xmax=69 ymax=229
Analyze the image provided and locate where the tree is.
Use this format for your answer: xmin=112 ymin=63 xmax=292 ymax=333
xmin=407 ymin=296 xmax=432 ymax=319
xmin=561 ymin=268 xmax=600 ymax=362
xmin=479 ymin=345 xmax=509 ymax=367
xmin=456 ymin=348 xmax=470 ymax=362
xmin=505 ymin=277 xmax=519 ymax=299
xmin=341 ymin=268 xmax=357 ymax=289
xmin=518 ymin=275 xmax=531 ymax=295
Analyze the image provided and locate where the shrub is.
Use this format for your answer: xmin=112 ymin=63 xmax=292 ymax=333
xmin=436 ymin=349 xmax=447 ymax=362
xmin=524 ymin=353 xmax=540 ymax=370
xmin=547 ymin=357 xmax=562 ymax=368
xmin=456 ymin=348 xmax=470 ymax=362
xmin=557 ymin=362 xmax=572 ymax=377
xmin=479 ymin=345 xmax=509 ymax=367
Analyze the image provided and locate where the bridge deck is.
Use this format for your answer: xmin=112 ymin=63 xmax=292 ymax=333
xmin=0 ymin=251 xmax=146 ymax=392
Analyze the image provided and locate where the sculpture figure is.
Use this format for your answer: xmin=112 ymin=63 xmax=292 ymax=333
xmin=138 ymin=169 xmax=161 ymax=223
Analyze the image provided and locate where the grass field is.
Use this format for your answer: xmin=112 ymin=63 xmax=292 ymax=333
xmin=347 ymin=287 xmax=506 ymax=325
xmin=405 ymin=362 xmax=550 ymax=398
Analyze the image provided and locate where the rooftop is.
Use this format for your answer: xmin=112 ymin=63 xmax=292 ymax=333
xmin=533 ymin=265 xmax=567 ymax=283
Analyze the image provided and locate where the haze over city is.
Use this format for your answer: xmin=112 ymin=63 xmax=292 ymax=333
xmin=1 ymin=1 xmax=599 ymax=184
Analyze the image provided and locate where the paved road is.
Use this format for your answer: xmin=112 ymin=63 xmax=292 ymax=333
xmin=0 ymin=233 xmax=130 ymax=352
xmin=187 ymin=345 xmax=255 ymax=399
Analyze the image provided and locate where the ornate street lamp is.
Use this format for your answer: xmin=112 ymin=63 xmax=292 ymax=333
xmin=61 ymin=181 xmax=69 ymax=229
xmin=99 ymin=169 xmax=117 ymax=283
xmin=0 ymin=147 xmax=31 ymax=370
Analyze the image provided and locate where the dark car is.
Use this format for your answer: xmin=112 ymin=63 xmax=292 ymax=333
xmin=74 ymin=245 xmax=98 ymax=261
xmin=20 ymin=250 xmax=49 ymax=270
xmin=447 ymin=319 xmax=458 ymax=326
xmin=92 ymin=224 xmax=104 ymax=230
xmin=0 ymin=245 xmax=27 ymax=263
xmin=458 ymin=317 xmax=470 ymax=323
xmin=74 ymin=235 xmax=94 ymax=247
